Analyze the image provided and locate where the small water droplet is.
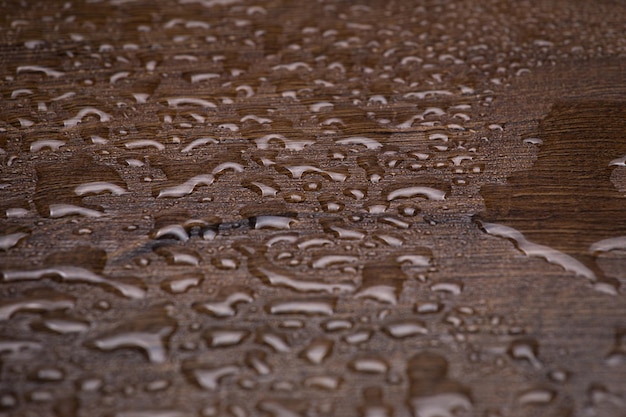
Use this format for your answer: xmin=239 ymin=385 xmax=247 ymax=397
xmin=194 ymin=287 xmax=254 ymax=318
xmin=300 ymin=338 xmax=333 ymax=364
xmin=508 ymin=338 xmax=542 ymax=369
xmin=183 ymin=361 xmax=240 ymax=391
xmin=406 ymin=352 xmax=473 ymax=417
xmin=304 ymin=375 xmax=342 ymax=391
xmin=344 ymin=330 xmax=372 ymax=345
xmin=516 ymin=388 xmax=556 ymax=406
xmin=349 ymin=357 xmax=389 ymax=374
xmin=205 ymin=328 xmax=250 ymax=348
xmin=415 ymin=302 xmax=444 ymax=315
xmin=383 ymin=320 xmax=428 ymax=339
xmin=161 ymin=273 xmax=204 ymax=294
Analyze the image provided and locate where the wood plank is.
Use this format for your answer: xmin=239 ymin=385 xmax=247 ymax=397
xmin=1 ymin=1 xmax=625 ymax=416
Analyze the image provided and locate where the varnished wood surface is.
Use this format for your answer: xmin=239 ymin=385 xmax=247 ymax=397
xmin=1 ymin=1 xmax=626 ymax=416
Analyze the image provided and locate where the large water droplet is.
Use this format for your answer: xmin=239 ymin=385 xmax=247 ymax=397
xmin=88 ymin=307 xmax=177 ymax=363
xmin=406 ymin=352 xmax=473 ymax=417
xmin=476 ymin=101 xmax=626 ymax=291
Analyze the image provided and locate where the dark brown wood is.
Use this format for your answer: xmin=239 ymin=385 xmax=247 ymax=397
xmin=1 ymin=1 xmax=626 ymax=416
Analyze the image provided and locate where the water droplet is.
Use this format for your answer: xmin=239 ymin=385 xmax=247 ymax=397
xmin=241 ymin=245 xmax=355 ymax=294
xmin=322 ymin=319 xmax=353 ymax=332
xmin=245 ymin=350 xmax=272 ymax=376
xmin=383 ymin=320 xmax=428 ymax=338
xmin=349 ymin=357 xmax=389 ymax=374
xmin=79 ymin=378 xmax=103 ymax=392
xmin=64 ymin=107 xmax=112 ymax=128
xmin=304 ymin=375 xmax=342 ymax=391
xmin=30 ymin=367 xmax=65 ymax=382
xmin=547 ymin=369 xmax=570 ymax=383
xmin=242 ymin=178 xmax=280 ymax=197
xmin=0 ymin=288 xmax=74 ymax=321
xmin=476 ymin=101 xmax=626 ymax=291
xmin=32 ymin=315 xmax=90 ymax=334
xmin=205 ymin=328 xmax=250 ymax=348
xmin=356 ymin=256 xmax=417 ymax=305
xmin=17 ymin=65 xmax=64 ymax=78
xmin=605 ymin=328 xmax=626 ymax=366
xmin=88 ymin=307 xmax=177 ymax=363
xmin=336 ymin=136 xmax=382 ymax=150
xmin=251 ymin=215 xmax=295 ymax=230
xmin=113 ymin=410 xmax=191 ymax=417
xmin=213 ymin=257 xmax=239 ymax=270
xmin=406 ymin=352 xmax=473 ymax=417
xmin=415 ymin=302 xmax=444 ymax=315
xmin=34 ymin=156 xmax=127 ymax=218
xmin=2 ymin=247 xmax=146 ymax=299
xmin=145 ymin=379 xmax=171 ymax=392
xmin=267 ymin=298 xmax=336 ymax=316
xmin=256 ymin=399 xmax=307 ymax=417
xmin=508 ymin=338 xmax=542 ymax=369
xmin=279 ymin=164 xmax=348 ymax=182
xmin=477 ymin=222 xmax=597 ymax=281
xmin=321 ymin=219 xmax=366 ymax=240
xmin=0 ymin=337 xmax=42 ymax=355
xmin=161 ymin=273 xmax=204 ymax=294
xmin=385 ymin=181 xmax=448 ymax=202
xmin=344 ymin=330 xmax=372 ymax=345
xmin=194 ymin=287 xmax=254 ymax=318
xmin=357 ymin=154 xmax=385 ymax=183
xmin=300 ymin=338 xmax=333 ymax=365
xmin=430 ymin=281 xmax=463 ymax=296
xmin=0 ymin=393 xmax=17 ymax=409
xmin=256 ymin=328 xmax=291 ymax=353
xmin=359 ymin=386 xmax=393 ymax=417
xmin=516 ymin=388 xmax=556 ymax=406
xmin=183 ymin=361 xmax=240 ymax=391
xmin=74 ymin=181 xmax=127 ymax=196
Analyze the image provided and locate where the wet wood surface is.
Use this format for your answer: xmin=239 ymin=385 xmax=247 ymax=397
xmin=1 ymin=1 xmax=626 ymax=416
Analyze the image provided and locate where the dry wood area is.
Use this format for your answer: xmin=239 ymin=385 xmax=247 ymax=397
xmin=1 ymin=1 xmax=626 ymax=416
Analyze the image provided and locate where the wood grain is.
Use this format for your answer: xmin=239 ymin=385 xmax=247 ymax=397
xmin=1 ymin=1 xmax=626 ymax=416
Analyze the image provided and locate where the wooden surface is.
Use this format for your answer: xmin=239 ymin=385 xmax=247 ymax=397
xmin=1 ymin=1 xmax=626 ymax=416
